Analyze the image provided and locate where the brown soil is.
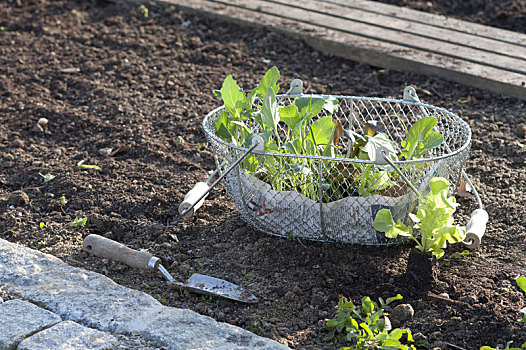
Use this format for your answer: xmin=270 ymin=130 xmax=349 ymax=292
xmin=1 ymin=1 xmax=525 ymax=349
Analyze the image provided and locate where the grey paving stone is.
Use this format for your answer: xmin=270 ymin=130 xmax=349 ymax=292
xmin=17 ymin=321 xmax=118 ymax=350
xmin=129 ymin=307 xmax=286 ymax=350
xmin=0 ymin=239 xmax=289 ymax=350
xmin=0 ymin=299 xmax=61 ymax=350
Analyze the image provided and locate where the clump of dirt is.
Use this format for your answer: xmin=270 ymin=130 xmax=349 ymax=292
xmin=1 ymin=1 xmax=525 ymax=349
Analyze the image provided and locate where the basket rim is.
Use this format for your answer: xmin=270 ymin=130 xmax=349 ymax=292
xmin=202 ymin=94 xmax=472 ymax=164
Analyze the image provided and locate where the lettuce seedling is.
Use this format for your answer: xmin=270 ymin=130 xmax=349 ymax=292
xmin=373 ymin=177 xmax=466 ymax=259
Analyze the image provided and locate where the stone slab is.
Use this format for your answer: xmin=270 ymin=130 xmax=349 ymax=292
xmin=0 ymin=239 xmax=289 ymax=350
xmin=17 ymin=321 xmax=118 ymax=350
xmin=0 ymin=299 xmax=62 ymax=350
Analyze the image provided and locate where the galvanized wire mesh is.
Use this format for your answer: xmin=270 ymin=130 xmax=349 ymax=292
xmin=203 ymin=94 xmax=471 ymax=245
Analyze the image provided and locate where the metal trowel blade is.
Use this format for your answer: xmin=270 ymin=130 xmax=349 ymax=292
xmin=182 ymin=273 xmax=258 ymax=303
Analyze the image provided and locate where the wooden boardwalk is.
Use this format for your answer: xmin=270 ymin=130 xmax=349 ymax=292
xmin=160 ymin=0 xmax=526 ymax=99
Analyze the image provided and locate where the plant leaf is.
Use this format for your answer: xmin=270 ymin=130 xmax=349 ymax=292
xmin=307 ymin=115 xmax=335 ymax=145
xmin=386 ymin=294 xmax=403 ymax=304
xmin=39 ymin=173 xmax=56 ymax=183
xmin=373 ymin=209 xmax=395 ymax=232
xmin=279 ymin=105 xmax=300 ymax=130
xmin=322 ymin=96 xmax=339 ymax=114
xmin=332 ymin=120 xmax=344 ymax=145
xmin=220 ymin=75 xmax=245 ymax=118
xmin=294 ymin=96 xmax=325 ymax=117
xmin=255 ymin=66 xmax=280 ymax=99
xmin=77 ymin=160 xmax=101 ymax=170
xmin=261 ymin=86 xmax=279 ymax=132
xmin=362 ymin=133 xmax=398 ymax=162
xmin=402 ymin=117 xmax=444 ymax=160
xmin=517 ymin=276 xmax=526 ymax=294
xmin=430 ymin=177 xmax=450 ymax=195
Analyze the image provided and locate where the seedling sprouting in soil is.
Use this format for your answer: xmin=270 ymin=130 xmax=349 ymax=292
xmin=69 ymin=217 xmax=87 ymax=229
xmin=77 ymin=160 xmax=101 ymax=170
xmin=176 ymin=136 xmax=184 ymax=147
xmin=138 ymin=4 xmax=149 ymax=18
xmin=39 ymin=172 xmax=56 ymax=183
xmin=326 ymin=294 xmax=415 ymax=349
xmin=443 ymin=250 xmax=469 ymax=266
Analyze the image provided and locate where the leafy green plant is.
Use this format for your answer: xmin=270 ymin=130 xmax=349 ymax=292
xmin=69 ymin=217 xmax=87 ymax=229
xmin=215 ymin=67 xmax=339 ymax=200
xmin=400 ymin=117 xmax=444 ymax=161
xmin=373 ymin=177 xmax=466 ymax=259
xmin=326 ymin=294 xmax=415 ymax=350
xmin=39 ymin=172 xmax=56 ymax=183
xmin=138 ymin=4 xmax=149 ymax=17
xmin=443 ymin=249 xmax=469 ymax=266
xmin=214 ymin=67 xmax=444 ymax=202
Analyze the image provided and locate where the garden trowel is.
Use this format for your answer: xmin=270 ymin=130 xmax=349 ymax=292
xmin=82 ymin=234 xmax=257 ymax=303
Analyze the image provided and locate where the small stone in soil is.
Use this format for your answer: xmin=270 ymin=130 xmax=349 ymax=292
xmin=11 ymin=139 xmax=24 ymax=148
xmin=390 ymin=303 xmax=414 ymax=327
xmin=8 ymin=190 xmax=30 ymax=207
xmin=37 ymin=117 xmax=49 ymax=126
xmin=413 ymin=332 xmax=427 ymax=342
xmin=459 ymin=296 xmax=477 ymax=305
xmin=98 ymin=148 xmax=113 ymax=157
xmin=275 ymin=287 xmax=286 ymax=298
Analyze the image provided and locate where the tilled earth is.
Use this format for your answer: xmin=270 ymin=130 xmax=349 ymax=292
xmin=1 ymin=1 xmax=525 ymax=349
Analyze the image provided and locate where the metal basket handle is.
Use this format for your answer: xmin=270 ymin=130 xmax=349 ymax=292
xmin=178 ymin=136 xmax=264 ymax=219
xmin=399 ymin=87 xmax=488 ymax=249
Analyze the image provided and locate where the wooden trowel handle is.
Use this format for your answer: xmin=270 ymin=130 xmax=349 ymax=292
xmin=83 ymin=234 xmax=156 ymax=271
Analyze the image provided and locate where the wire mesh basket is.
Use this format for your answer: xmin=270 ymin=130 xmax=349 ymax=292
xmin=202 ymin=88 xmax=472 ymax=245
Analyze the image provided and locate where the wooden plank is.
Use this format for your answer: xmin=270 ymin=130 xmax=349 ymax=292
xmin=225 ymin=0 xmax=526 ymax=75
xmin=158 ymin=0 xmax=526 ymax=99
xmin=272 ymin=0 xmax=526 ymax=61
xmin=326 ymin=0 xmax=526 ymax=47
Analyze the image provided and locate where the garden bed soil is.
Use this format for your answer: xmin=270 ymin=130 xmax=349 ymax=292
xmin=1 ymin=1 xmax=525 ymax=349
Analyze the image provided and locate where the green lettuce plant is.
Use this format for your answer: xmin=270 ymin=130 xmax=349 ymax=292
xmin=373 ymin=177 xmax=466 ymax=259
